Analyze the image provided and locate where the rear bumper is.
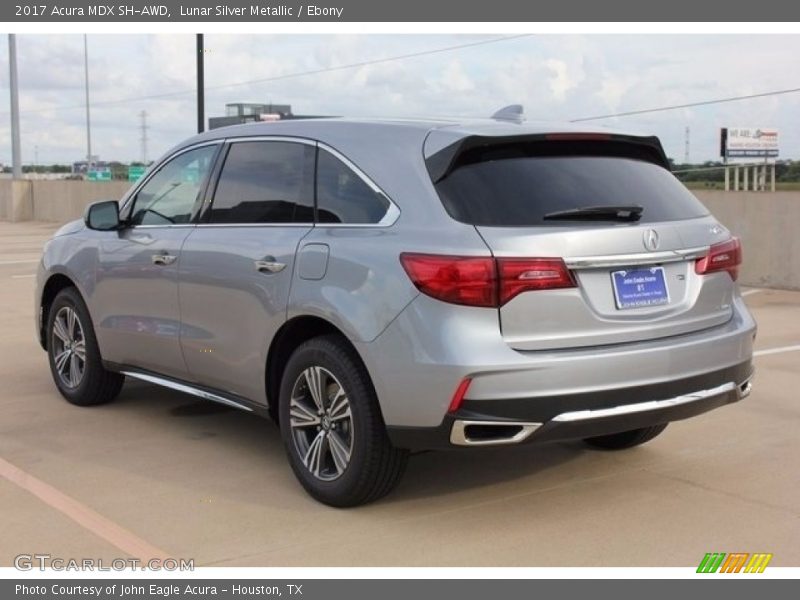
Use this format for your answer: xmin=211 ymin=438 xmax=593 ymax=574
xmin=387 ymin=362 xmax=753 ymax=450
xmin=359 ymin=292 xmax=757 ymax=431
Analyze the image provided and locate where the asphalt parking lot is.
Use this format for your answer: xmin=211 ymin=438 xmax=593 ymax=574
xmin=1 ymin=220 xmax=798 ymax=568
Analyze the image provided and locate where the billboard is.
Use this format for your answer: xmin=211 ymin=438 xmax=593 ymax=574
xmin=720 ymin=127 xmax=779 ymax=158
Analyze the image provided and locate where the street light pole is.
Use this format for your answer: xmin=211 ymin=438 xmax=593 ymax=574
xmin=196 ymin=34 xmax=205 ymax=133
xmin=83 ymin=34 xmax=92 ymax=172
xmin=8 ymin=34 xmax=22 ymax=179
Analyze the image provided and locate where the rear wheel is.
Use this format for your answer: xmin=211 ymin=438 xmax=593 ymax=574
xmin=583 ymin=424 xmax=668 ymax=450
xmin=278 ymin=335 xmax=408 ymax=507
xmin=46 ymin=287 xmax=124 ymax=406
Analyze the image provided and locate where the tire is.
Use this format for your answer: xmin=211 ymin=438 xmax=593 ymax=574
xmin=46 ymin=287 xmax=124 ymax=406
xmin=278 ymin=334 xmax=409 ymax=507
xmin=583 ymin=423 xmax=668 ymax=450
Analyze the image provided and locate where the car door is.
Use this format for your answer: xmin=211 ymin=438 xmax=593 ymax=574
xmin=92 ymin=143 xmax=220 ymax=379
xmin=178 ymin=139 xmax=315 ymax=403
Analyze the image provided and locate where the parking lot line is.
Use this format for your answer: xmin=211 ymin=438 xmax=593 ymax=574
xmin=741 ymin=289 xmax=764 ymax=297
xmin=754 ymin=344 xmax=800 ymax=357
xmin=10 ymin=274 xmax=35 ymax=279
xmin=0 ymin=259 xmax=39 ymax=265
xmin=0 ymin=456 xmax=169 ymax=561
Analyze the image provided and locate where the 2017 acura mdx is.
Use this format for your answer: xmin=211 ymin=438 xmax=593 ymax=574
xmin=36 ymin=116 xmax=756 ymax=506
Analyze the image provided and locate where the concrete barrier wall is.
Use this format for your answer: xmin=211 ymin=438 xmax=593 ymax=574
xmin=0 ymin=180 xmax=797 ymax=290
xmin=694 ymin=191 xmax=799 ymax=291
xmin=0 ymin=179 xmax=131 ymax=224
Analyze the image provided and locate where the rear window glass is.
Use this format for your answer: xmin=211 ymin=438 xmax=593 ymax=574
xmin=434 ymin=151 xmax=708 ymax=227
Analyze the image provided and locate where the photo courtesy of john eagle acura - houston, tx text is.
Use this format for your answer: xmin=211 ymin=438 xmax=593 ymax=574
xmin=35 ymin=110 xmax=756 ymax=507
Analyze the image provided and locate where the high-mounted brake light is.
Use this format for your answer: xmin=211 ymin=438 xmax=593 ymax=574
xmin=544 ymin=133 xmax=612 ymax=141
xmin=695 ymin=237 xmax=742 ymax=281
xmin=400 ymin=253 xmax=576 ymax=308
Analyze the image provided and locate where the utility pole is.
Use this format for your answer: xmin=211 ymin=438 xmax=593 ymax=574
xmin=83 ymin=34 xmax=93 ymax=173
xmin=684 ymin=126 xmax=690 ymax=164
xmin=196 ymin=34 xmax=205 ymax=133
xmin=139 ymin=110 xmax=149 ymax=164
xmin=8 ymin=34 xmax=22 ymax=179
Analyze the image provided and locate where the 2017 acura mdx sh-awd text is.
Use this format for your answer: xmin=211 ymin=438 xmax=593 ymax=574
xmin=36 ymin=116 xmax=756 ymax=506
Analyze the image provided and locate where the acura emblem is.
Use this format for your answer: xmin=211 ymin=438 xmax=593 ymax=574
xmin=643 ymin=229 xmax=660 ymax=251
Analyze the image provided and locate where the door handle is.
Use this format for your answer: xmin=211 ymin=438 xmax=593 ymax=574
xmin=152 ymin=253 xmax=177 ymax=266
xmin=255 ymin=256 xmax=286 ymax=273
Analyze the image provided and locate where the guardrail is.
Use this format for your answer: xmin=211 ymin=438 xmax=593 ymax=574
xmin=1 ymin=180 xmax=798 ymax=290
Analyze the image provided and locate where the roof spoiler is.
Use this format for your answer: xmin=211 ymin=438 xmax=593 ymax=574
xmin=425 ymin=133 xmax=671 ymax=183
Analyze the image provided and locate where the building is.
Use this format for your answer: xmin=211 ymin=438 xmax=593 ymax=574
xmin=208 ymin=102 xmax=329 ymax=129
xmin=208 ymin=103 xmax=294 ymax=129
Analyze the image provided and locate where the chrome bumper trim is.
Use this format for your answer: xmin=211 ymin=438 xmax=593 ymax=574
xmin=450 ymin=377 xmax=752 ymax=447
xmin=551 ymin=381 xmax=737 ymax=423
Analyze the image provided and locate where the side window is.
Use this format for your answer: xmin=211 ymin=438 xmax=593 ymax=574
xmin=209 ymin=141 xmax=315 ymax=224
xmin=130 ymin=145 xmax=217 ymax=226
xmin=316 ymin=149 xmax=391 ymax=224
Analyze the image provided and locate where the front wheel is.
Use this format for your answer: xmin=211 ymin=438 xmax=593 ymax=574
xmin=46 ymin=287 xmax=124 ymax=406
xmin=583 ymin=423 xmax=668 ymax=450
xmin=278 ymin=335 xmax=408 ymax=507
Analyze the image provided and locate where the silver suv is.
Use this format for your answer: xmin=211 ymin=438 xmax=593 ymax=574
xmin=36 ymin=117 xmax=756 ymax=506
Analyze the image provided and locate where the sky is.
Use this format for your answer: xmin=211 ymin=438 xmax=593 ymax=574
xmin=0 ymin=33 xmax=798 ymax=165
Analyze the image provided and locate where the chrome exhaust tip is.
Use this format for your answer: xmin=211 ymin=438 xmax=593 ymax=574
xmin=738 ymin=378 xmax=753 ymax=399
xmin=450 ymin=420 xmax=542 ymax=447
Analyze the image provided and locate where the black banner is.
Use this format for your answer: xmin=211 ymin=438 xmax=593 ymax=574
xmin=4 ymin=0 xmax=800 ymax=22
xmin=4 ymin=579 xmax=798 ymax=600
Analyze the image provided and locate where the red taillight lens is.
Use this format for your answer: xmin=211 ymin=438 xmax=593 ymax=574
xmin=695 ymin=237 xmax=742 ymax=281
xmin=496 ymin=258 xmax=575 ymax=305
xmin=400 ymin=253 xmax=576 ymax=307
xmin=400 ymin=253 xmax=497 ymax=307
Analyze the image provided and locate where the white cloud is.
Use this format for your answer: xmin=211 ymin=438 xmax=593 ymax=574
xmin=0 ymin=34 xmax=799 ymax=164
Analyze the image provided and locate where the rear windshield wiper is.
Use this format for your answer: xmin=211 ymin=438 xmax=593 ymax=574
xmin=542 ymin=205 xmax=644 ymax=222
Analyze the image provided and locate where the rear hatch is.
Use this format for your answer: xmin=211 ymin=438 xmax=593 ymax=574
xmin=427 ymin=133 xmax=738 ymax=351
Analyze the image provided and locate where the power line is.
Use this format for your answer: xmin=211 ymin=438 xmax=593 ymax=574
xmin=571 ymin=87 xmax=800 ymax=122
xmin=2 ymin=34 xmax=533 ymax=117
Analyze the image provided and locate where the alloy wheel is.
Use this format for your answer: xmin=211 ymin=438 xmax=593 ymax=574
xmin=289 ymin=366 xmax=354 ymax=481
xmin=51 ymin=306 xmax=86 ymax=388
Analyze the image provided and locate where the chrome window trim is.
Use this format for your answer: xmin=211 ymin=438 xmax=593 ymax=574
xmin=119 ymin=139 xmax=224 ymax=216
xmin=564 ymin=246 xmax=709 ymax=270
xmin=125 ymin=224 xmax=197 ymax=230
xmin=195 ymin=223 xmax=315 ymax=229
xmin=196 ymin=135 xmax=401 ymax=228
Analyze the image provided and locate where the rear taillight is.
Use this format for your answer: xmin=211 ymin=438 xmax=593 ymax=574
xmin=399 ymin=253 xmax=575 ymax=308
xmin=695 ymin=237 xmax=742 ymax=281
xmin=497 ymin=258 xmax=576 ymax=304
xmin=399 ymin=254 xmax=497 ymax=307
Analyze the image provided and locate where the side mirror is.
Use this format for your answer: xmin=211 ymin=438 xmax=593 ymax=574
xmin=84 ymin=200 xmax=121 ymax=231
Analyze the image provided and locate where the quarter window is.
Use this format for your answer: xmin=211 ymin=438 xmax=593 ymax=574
xmin=209 ymin=141 xmax=315 ymax=224
xmin=316 ymin=149 xmax=390 ymax=224
xmin=129 ymin=145 xmax=217 ymax=226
